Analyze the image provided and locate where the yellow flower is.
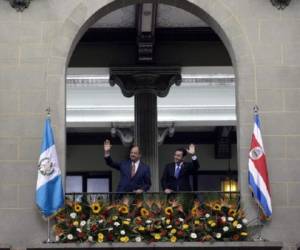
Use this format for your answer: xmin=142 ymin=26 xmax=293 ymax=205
xmin=213 ymin=203 xmax=221 ymax=211
xmin=73 ymin=221 xmax=79 ymax=226
xmin=74 ymin=203 xmax=82 ymax=213
xmin=140 ymin=208 xmax=150 ymax=218
xmin=170 ymin=228 xmax=177 ymax=234
xmin=154 ymin=233 xmax=161 ymax=240
xmin=166 ymin=219 xmax=171 ymax=224
xmin=194 ymin=220 xmax=200 ymax=225
xmin=112 ymin=215 xmax=118 ymax=221
xmin=123 ymin=220 xmax=130 ymax=225
xmin=119 ymin=205 xmax=129 ymax=214
xmin=228 ymin=208 xmax=237 ymax=217
xmin=241 ymin=232 xmax=248 ymax=237
xmin=120 ymin=236 xmax=129 ymax=243
xmin=208 ymin=220 xmax=216 ymax=227
xmin=233 ymin=220 xmax=238 ymax=227
xmin=138 ymin=226 xmax=145 ymax=231
xmin=191 ymin=207 xmax=198 ymax=216
xmin=183 ymin=224 xmax=189 ymax=230
xmin=97 ymin=233 xmax=104 ymax=242
xmin=170 ymin=236 xmax=177 ymax=242
xmin=165 ymin=207 xmax=173 ymax=216
xmin=91 ymin=202 xmax=101 ymax=214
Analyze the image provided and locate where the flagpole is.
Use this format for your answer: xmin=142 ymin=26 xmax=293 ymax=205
xmin=46 ymin=107 xmax=51 ymax=117
xmin=45 ymin=107 xmax=53 ymax=244
xmin=252 ymin=105 xmax=265 ymax=241
xmin=46 ymin=217 xmax=51 ymax=243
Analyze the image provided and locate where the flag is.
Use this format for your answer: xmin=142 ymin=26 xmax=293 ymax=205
xmin=36 ymin=117 xmax=64 ymax=217
xmin=248 ymin=112 xmax=272 ymax=219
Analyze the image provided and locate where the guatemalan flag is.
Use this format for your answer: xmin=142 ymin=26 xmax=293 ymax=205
xmin=248 ymin=111 xmax=272 ymax=220
xmin=35 ymin=117 xmax=64 ymax=217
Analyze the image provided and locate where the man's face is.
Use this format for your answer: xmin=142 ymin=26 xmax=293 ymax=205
xmin=174 ymin=150 xmax=184 ymax=163
xmin=130 ymin=146 xmax=141 ymax=162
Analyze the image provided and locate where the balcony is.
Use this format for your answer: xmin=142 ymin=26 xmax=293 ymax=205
xmin=35 ymin=192 xmax=282 ymax=249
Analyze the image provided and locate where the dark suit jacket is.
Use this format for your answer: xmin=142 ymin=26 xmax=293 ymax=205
xmin=161 ymin=159 xmax=200 ymax=191
xmin=104 ymin=156 xmax=151 ymax=192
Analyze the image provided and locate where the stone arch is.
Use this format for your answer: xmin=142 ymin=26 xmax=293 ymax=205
xmin=50 ymin=0 xmax=256 ymax=207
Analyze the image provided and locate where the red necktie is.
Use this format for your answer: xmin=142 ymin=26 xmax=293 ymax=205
xmin=131 ymin=162 xmax=136 ymax=178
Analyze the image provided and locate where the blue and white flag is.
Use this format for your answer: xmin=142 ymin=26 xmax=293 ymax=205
xmin=36 ymin=117 xmax=64 ymax=217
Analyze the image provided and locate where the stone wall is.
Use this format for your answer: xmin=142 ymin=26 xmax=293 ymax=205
xmin=0 ymin=0 xmax=299 ymax=249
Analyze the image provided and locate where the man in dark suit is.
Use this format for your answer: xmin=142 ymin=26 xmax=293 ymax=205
xmin=104 ymin=139 xmax=151 ymax=193
xmin=161 ymin=144 xmax=200 ymax=193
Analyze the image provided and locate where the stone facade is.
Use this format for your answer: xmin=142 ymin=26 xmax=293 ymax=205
xmin=0 ymin=0 xmax=299 ymax=249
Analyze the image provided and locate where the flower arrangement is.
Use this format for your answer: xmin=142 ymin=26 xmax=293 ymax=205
xmin=53 ymin=195 xmax=248 ymax=243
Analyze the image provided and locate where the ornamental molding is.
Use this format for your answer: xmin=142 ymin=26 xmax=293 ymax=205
xmin=66 ymin=75 xmax=235 ymax=88
xmin=8 ymin=0 xmax=31 ymax=11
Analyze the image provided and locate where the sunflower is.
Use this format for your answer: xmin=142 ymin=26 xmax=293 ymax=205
xmin=140 ymin=207 xmax=150 ymax=218
xmin=97 ymin=233 xmax=104 ymax=242
xmin=164 ymin=207 xmax=173 ymax=216
xmin=91 ymin=202 xmax=101 ymax=214
xmin=170 ymin=236 xmax=177 ymax=243
xmin=213 ymin=203 xmax=221 ymax=212
xmin=119 ymin=205 xmax=129 ymax=214
xmin=120 ymin=236 xmax=129 ymax=243
xmin=74 ymin=203 xmax=82 ymax=213
xmin=228 ymin=208 xmax=237 ymax=217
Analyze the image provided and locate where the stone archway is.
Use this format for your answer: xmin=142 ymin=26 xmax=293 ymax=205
xmin=48 ymin=0 xmax=256 ymax=212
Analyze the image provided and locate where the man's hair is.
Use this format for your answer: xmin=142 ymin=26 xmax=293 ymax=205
xmin=130 ymin=144 xmax=141 ymax=154
xmin=175 ymin=148 xmax=187 ymax=157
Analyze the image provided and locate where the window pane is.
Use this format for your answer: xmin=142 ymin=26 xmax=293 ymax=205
xmin=87 ymin=178 xmax=109 ymax=192
xmin=66 ymin=176 xmax=83 ymax=193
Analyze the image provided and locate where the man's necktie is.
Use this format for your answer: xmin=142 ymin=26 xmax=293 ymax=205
xmin=174 ymin=164 xmax=180 ymax=179
xmin=131 ymin=161 xmax=136 ymax=178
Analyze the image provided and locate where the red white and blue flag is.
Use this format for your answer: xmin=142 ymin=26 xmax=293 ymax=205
xmin=248 ymin=112 xmax=272 ymax=219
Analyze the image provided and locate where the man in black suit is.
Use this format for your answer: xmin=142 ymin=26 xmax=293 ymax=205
xmin=161 ymin=144 xmax=200 ymax=193
xmin=104 ymin=139 xmax=151 ymax=193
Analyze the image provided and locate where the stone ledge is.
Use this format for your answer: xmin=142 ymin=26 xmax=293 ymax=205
xmin=0 ymin=245 xmax=10 ymax=250
xmin=27 ymin=241 xmax=283 ymax=250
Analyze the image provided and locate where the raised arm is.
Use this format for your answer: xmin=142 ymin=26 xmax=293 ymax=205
xmin=186 ymin=144 xmax=200 ymax=172
xmin=103 ymin=139 xmax=120 ymax=170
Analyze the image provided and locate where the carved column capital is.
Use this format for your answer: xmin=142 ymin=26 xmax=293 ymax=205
xmin=8 ymin=0 xmax=31 ymax=11
xmin=109 ymin=66 xmax=181 ymax=97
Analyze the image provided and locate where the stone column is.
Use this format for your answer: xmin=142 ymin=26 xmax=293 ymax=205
xmin=134 ymin=92 xmax=158 ymax=190
xmin=110 ymin=66 xmax=181 ymax=191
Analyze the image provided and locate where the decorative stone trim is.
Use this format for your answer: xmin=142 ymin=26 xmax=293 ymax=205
xmin=27 ymin=241 xmax=283 ymax=249
xmin=8 ymin=0 xmax=31 ymax=11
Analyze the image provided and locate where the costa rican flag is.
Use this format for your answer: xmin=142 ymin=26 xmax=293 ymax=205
xmin=248 ymin=112 xmax=272 ymax=219
xmin=35 ymin=117 xmax=64 ymax=217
